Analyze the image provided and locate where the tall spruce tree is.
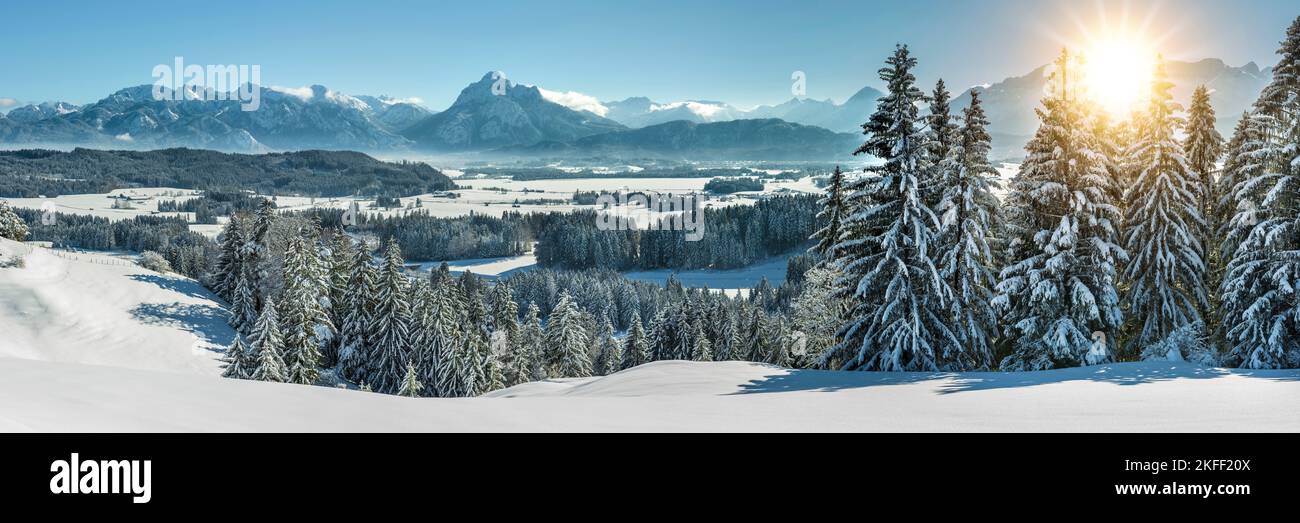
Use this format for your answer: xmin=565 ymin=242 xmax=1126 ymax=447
xmin=1123 ymin=57 xmax=1208 ymax=358
xmin=323 ymin=230 xmax=355 ymax=366
xmin=280 ymin=234 xmax=329 ymax=385
xmin=367 ymin=239 xmax=412 ymax=393
xmin=213 ymin=213 xmax=245 ymax=301
xmin=995 ymin=49 xmax=1126 ymax=370
xmin=823 ymin=44 xmax=957 ymax=371
xmin=935 ymin=88 xmax=1002 ymax=370
xmin=337 ymin=245 xmax=376 ymax=382
xmin=1222 ymin=17 xmax=1300 ymax=369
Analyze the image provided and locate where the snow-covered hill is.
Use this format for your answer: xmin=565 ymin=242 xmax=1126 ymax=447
xmin=2 ymin=236 xmax=1296 ymax=432
xmin=0 ymin=238 xmax=232 ymax=375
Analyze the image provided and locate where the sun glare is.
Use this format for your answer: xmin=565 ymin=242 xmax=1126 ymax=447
xmin=1081 ymin=34 xmax=1156 ymax=118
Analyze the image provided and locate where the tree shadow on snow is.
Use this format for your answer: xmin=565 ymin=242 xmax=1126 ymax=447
xmin=129 ymin=302 xmax=234 ymax=352
xmin=127 ymin=273 xmax=217 ymax=302
xmin=733 ymin=362 xmax=1300 ymax=396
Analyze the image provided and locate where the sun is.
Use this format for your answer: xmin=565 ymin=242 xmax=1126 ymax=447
xmin=1080 ymin=34 xmax=1156 ymax=118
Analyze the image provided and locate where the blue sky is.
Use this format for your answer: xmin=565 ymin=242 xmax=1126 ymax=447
xmin=1 ymin=0 xmax=1295 ymax=110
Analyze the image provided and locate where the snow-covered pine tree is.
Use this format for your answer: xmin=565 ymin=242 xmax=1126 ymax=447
xmin=690 ymin=320 xmax=712 ymax=362
xmin=280 ymin=234 xmax=330 ymax=385
xmin=620 ymin=314 xmax=649 ymax=370
xmin=822 ymin=44 xmax=957 ymax=371
xmin=710 ymin=301 xmax=739 ymax=361
xmin=1182 ymin=85 xmax=1225 ymax=343
xmin=367 ymin=239 xmax=412 ymax=393
xmin=926 ymin=78 xmax=958 ymax=210
xmin=764 ymin=315 xmax=791 ymax=367
xmin=791 ymin=265 xmax=845 ymax=367
xmin=1216 ymin=114 xmax=1264 ymax=269
xmin=213 ymin=213 xmax=245 ymax=301
xmin=423 ymin=272 xmax=464 ymax=394
xmin=1123 ymin=57 xmax=1208 ymax=357
xmin=593 ymin=320 xmax=621 ymax=375
xmin=994 ymin=48 xmax=1127 ymax=370
xmin=323 ymin=230 xmax=355 ymax=366
xmin=242 ymin=198 xmax=277 ymax=313
xmin=935 ymin=88 xmax=1002 ymax=370
xmin=809 ymin=165 xmax=847 ymax=260
xmin=743 ymin=307 xmax=769 ymax=362
xmin=0 ymin=201 xmax=28 ymax=242
xmin=247 ymin=298 xmax=287 ymax=383
xmin=227 ymin=267 xmax=257 ymax=335
xmin=1184 ymin=85 xmax=1225 ymax=244
xmin=220 ymin=335 xmax=252 ymax=379
xmin=521 ymin=302 xmax=547 ymax=381
xmin=397 ymin=362 xmax=423 ymax=397
xmin=545 ymin=292 xmax=591 ymax=378
xmin=1222 ymin=16 xmax=1300 ymax=369
xmin=337 ymin=245 xmax=376 ymax=383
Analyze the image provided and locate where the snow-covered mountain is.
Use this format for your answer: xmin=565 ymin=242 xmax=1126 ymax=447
xmin=0 ymin=85 xmax=425 ymax=152
xmin=3 ymin=101 xmax=82 ymax=123
xmin=402 ymin=72 xmax=628 ymax=150
xmin=747 ymin=86 xmax=884 ymax=133
xmin=953 ymin=58 xmax=1272 ymax=158
xmin=602 ymin=97 xmax=747 ymax=128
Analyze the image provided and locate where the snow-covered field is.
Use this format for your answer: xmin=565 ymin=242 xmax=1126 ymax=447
xmin=2 ymin=187 xmax=199 ymax=222
xmin=2 ymin=358 xmax=1297 ymax=432
xmin=1 ymin=237 xmax=1298 ymax=432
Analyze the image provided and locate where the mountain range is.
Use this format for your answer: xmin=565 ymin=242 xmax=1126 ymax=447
xmin=0 ymin=59 xmax=1274 ymax=160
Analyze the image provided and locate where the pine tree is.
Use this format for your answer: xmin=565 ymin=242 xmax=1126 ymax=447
xmin=220 ymin=336 xmax=252 ymax=379
xmin=765 ymin=315 xmax=792 ymax=367
xmin=743 ymin=307 xmax=769 ymax=362
xmin=791 ymin=265 xmax=845 ymax=367
xmin=1123 ymin=57 xmax=1208 ymax=357
xmin=227 ymin=267 xmax=257 ymax=335
xmin=213 ymin=213 xmax=245 ymax=301
xmin=397 ymin=362 xmax=423 ymax=397
xmin=809 ymin=166 xmax=847 ymax=260
xmin=242 ymin=198 xmax=277 ymax=313
xmin=280 ymin=234 xmax=329 ymax=385
xmin=935 ymin=88 xmax=1002 ymax=370
xmin=593 ymin=320 xmax=622 ymax=375
xmin=367 ymin=239 xmax=412 ymax=393
xmin=423 ymin=273 xmax=464 ymax=394
xmin=995 ymin=49 xmax=1127 ymax=370
xmin=823 ymin=44 xmax=957 ymax=371
xmin=248 ymin=298 xmax=287 ymax=383
xmin=620 ymin=314 xmax=650 ymax=370
xmin=1185 ymin=85 xmax=1225 ymax=242
xmin=323 ymin=230 xmax=355 ymax=366
xmin=521 ymin=303 xmax=547 ymax=381
xmin=337 ymin=246 xmax=376 ymax=383
xmin=1222 ymin=17 xmax=1300 ymax=369
xmin=690 ymin=320 xmax=712 ymax=362
xmin=0 ymin=201 xmax=28 ymax=242
xmin=545 ymin=292 xmax=592 ymax=378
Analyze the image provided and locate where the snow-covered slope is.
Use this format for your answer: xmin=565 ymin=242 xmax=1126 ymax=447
xmin=1 ymin=358 xmax=1295 ymax=432
xmin=0 ymin=238 xmax=232 ymax=375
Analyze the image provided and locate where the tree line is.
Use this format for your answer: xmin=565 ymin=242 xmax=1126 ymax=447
xmin=812 ymin=18 xmax=1300 ymax=372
